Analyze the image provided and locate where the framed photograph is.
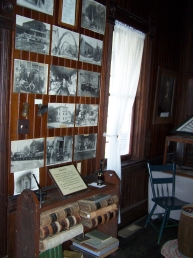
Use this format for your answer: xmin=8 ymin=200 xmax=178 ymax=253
xmin=47 ymin=103 xmax=75 ymax=129
xmin=77 ymin=69 xmax=100 ymax=97
xmin=14 ymin=168 xmax=39 ymax=195
xmin=81 ymin=0 xmax=106 ymax=35
xmin=79 ymin=34 xmax=103 ymax=66
xmin=13 ymin=59 xmax=48 ymax=94
xmin=15 ymin=15 xmax=51 ymax=55
xmin=51 ymin=25 xmax=79 ymax=61
xmin=74 ymin=134 xmax=97 ymax=161
xmin=11 ymin=138 xmax=44 ymax=173
xmin=58 ymin=0 xmax=79 ymax=30
xmin=75 ymin=104 xmax=99 ymax=127
xmin=17 ymin=0 xmax=54 ymax=16
xmin=49 ymin=65 xmax=77 ymax=96
xmin=46 ymin=136 xmax=73 ymax=166
xmin=153 ymin=67 xmax=177 ymax=124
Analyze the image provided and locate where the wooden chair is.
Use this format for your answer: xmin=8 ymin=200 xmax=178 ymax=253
xmin=145 ymin=163 xmax=189 ymax=244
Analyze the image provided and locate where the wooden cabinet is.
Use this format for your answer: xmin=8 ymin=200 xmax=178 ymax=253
xmin=16 ymin=170 xmax=120 ymax=258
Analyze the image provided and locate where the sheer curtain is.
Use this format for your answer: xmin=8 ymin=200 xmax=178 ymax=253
xmin=106 ymin=21 xmax=145 ymax=180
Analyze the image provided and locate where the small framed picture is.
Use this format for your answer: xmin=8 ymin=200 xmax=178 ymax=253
xmin=13 ymin=59 xmax=48 ymax=94
xmin=15 ymin=15 xmax=51 ymax=55
xmin=153 ymin=67 xmax=177 ymax=124
xmin=81 ymin=0 xmax=106 ymax=35
xmin=74 ymin=134 xmax=97 ymax=161
xmin=51 ymin=25 xmax=79 ymax=61
xmin=75 ymin=104 xmax=99 ymax=127
xmin=58 ymin=0 xmax=80 ymax=30
xmin=49 ymin=65 xmax=77 ymax=96
xmin=77 ymin=69 xmax=100 ymax=97
xmin=79 ymin=34 xmax=103 ymax=66
xmin=47 ymin=103 xmax=75 ymax=129
xmin=17 ymin=0 xmax=54 ymax=16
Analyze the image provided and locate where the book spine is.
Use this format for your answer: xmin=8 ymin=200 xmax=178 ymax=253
xmin=39 ymin=224 xmax=84 ymax=252
xmin=40 ymin=214 xmax=82 ymax=239
xmin=81 ymin=209 xmax=118 ymax=229
xmin=40 ymin=202 xmax=80 ymax=227
xmin=78 ymin=195 xmax=119 ymax=213
xmin=80 ymin=203 xmax=118 ymax=219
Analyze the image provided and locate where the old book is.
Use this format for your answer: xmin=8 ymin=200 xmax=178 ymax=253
xmin=77 ymin=193 xmax=111 ymax=204
xmin=80 ymin=203 xmax=118 ymax=219
xmin=40 ymin=214 xmax=81 ymax=239
xmin=85 ymin=230 xmax=112 ymax=243
xmin=39 ymin=244 xmax=63 ymax=258
xmin=39 ymin=224 xmax=84 ymax=252
xmin=81 ymin=209 xmax=118 ymax=229
xmin=71 ymin=234 xmax=119 ymax=257
xmin=40 ymin=202 xmax=79 ymax=227
xmin=63 ymin=250 xmax=83 ymax=258
xmin=71 ymin=245 xmax=118 ymax=258
xmin=78 ymin=195 xmax=119 ymax=213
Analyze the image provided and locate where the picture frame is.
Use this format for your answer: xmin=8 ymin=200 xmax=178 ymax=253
xmin=153 ymin=67 xmax=177 ymax=124
xmin=17 ymin=0 xmax=54 ymax=16
xmin=81 ymin=0 xmax=106 ymax=35
xmin=58 ymin=0 xmax=79 ymax=30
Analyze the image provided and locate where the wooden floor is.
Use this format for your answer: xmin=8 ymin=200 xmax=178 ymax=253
xmin=107 ymin=215 xmax=178 ymax=258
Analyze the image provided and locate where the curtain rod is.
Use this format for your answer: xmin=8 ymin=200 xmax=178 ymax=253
xmin=117 ymin=6 xmax=149 ymax=27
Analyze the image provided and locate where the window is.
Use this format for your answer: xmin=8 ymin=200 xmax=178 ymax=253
xmin=104 ymin=21 xmax=145 ymax=173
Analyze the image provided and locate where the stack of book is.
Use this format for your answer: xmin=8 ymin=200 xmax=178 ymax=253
xmin=71 ymin=229 xmax=119 ymax=257
xmin=39 ymin=202 xmax=83 ymax=252
xmin=77 ymin=193 xmax=119 ymax=229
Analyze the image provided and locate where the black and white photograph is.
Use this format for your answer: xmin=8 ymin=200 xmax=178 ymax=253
xmin=75 ymin=104 xmax=99 ymax=127
xmin=46 ymin=136 xmax=73 ymax=166
xmin=51 ymin=25 xmax=79 ymax=60
xmin=14 ymin=168 xmax=39 ymax=196
xmin=59 ymin=0 xmax=79 ymax=29
xmin=47 ymin=103 xmax=75 ymax=129
xmin=49 ymin=65 xmax=77 ymax=96
xmin=77 ymin=69 xmax=100 ymax=97
xmin=17 ymin=0 xmax=54 ymax=16
xmin=15 ymin=15 xmax=51 ymax=55
xmin=79 ymin=34 xmax=103 ymax=66
xmin=81 ymin=0 xmax=106 ymax=35
xmin=13 ymin=59 xmax=48 ymax=94
xmin=74 ymin=134 xmax=97 ymax=161
xmin=11 ymin=138 xmax=44 ymax=173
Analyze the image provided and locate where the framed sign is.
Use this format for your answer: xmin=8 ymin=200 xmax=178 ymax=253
xmin=153 ymin=67 xmax=178 ymax=124
xmin=58 ymin=0 xmax=79 ymax=30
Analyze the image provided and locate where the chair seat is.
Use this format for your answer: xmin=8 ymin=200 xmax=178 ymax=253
xmin=152 ymin=197 xmax=189 ymax=210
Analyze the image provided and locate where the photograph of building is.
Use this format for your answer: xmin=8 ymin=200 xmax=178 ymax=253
xmin=15 ymin=15 xmax=50 ymax=55
xmin=79 ymin=34 xmax=103 ymax=65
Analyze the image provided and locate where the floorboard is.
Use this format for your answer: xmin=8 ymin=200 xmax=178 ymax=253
xmin=107 ymin=215 xmax=178 ymax=258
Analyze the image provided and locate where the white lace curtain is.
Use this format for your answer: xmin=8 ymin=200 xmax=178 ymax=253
xmin=106 ymin=21 xmax=146 ymax=180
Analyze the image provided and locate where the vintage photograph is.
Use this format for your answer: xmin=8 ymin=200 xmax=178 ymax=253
xmin=46 ymin=136 xmax=73 ymax=166
xmin=13 ymin=59 xmax=48 ymax=94
xmin=47 ymin=103 xmax=75 ymax=129
xmin=153 ymin=67 xmax=177 ymax=124
xmin=51 ymin=25 xmax=79 ymax=60
xmin=77 ymin=69 xmax=100 ymax=97
xmin=11 ymin=138 xmax=44 ymax=173
xmin=74 ymin=134 xmax=97 ymax=161
xmin=49 ymin=65 xmax=77 ymax=96
xmin=17 ymin=0 xmax=54 ymax=16
xmin=14 ymin=168 xmax=39 ymax=195
xmin=79 ymin=34 xmax=103 ymax=66
xmin=81 ymin=0 xmax=106 ymax=35
xmin=75 ymin=104 xmax=99 ymax=127
xmin=15 ymin=15 xmax=50 ymax=55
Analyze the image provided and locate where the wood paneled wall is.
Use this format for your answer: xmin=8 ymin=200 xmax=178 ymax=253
xmin=1 ymin=0 xmax=193 ymax=257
